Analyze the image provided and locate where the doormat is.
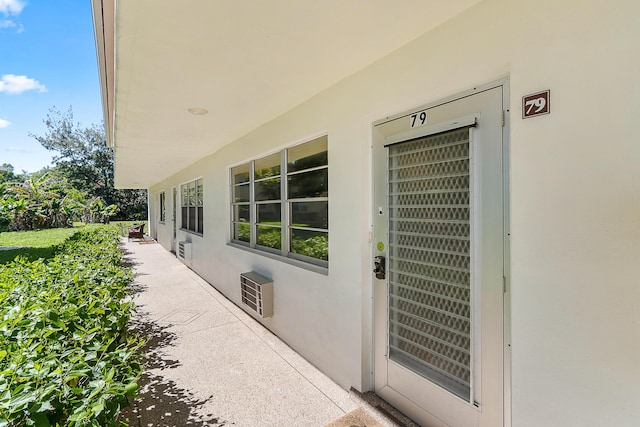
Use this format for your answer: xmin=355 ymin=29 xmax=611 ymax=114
xmin=323 ymin=407 xmax=385 ymax=427
xmin=138 ymin=240 xmax=156 ymax=245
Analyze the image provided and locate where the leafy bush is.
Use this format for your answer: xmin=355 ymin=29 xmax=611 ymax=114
xmin=238 ymin=225 xmax=328 ymax=260
xmin=236 ymin=223 xmax=250 ymax=243
xmin=291 ymin=234 xmax=328 ymax=261
xmin=256 ymin=227 xmax=281 ymax=249
xmin=0 ymin=225 xmax=143 ymax=426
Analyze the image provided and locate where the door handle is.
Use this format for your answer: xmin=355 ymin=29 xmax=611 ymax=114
xmin=373 ymin=256 xmax=386 ymax=280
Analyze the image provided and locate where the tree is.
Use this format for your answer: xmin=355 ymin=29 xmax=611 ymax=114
xmin=0 ymin=163 xmax=20 ymax=184
xmin=3 ymin=172 xmax=73 ymax=230
xmin=80 ymin=196 xmax=118 ymax=224
xmin=31 ymin=107 xmax=147 ymax=220
xmin=0 ymin=163 xmax=24 ymax=199
xmin=0 ymin=164 xmax=20 ymax=229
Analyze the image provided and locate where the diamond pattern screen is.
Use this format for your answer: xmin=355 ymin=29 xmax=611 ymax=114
xmin=388 ymin=127 xmax=472 ymax=400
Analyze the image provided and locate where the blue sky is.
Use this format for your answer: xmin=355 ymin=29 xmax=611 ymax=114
xmin=0 ymin=0 xmax=102 ymax=173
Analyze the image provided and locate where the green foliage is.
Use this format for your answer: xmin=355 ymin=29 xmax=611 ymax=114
xmin=80 ymin=197 xmax=118 ymax=225
xmin=0 ymin=226 xmax=143 ymax=426
xmin=0 ymin=171 xmax=117 ymax=231
xmin=239 ymin=225 xmax=328 ymax=260
xmin=256 ymin=227 xmax=281 ymax=249
xmin=0 ymin=164 xmax=24 ymax=185
xmin=291 ymin=233 xmax=329 ymax=261
xmin=2 ymin=173 xmax=75 ymax=231
xmin=236 ymin=223 xmax=250 ymax=243
xmin=31 ymin=107 xmax=148 ymax=221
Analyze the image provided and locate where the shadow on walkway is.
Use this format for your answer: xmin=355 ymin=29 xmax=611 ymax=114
xmin=119 ymin=255 xmax=233 ymax=427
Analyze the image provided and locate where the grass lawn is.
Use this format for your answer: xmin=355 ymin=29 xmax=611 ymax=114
xmin=0 ymin=226 xmax=82 ymax=264
xmin=0 ymin=221 xmax=147 ymax=264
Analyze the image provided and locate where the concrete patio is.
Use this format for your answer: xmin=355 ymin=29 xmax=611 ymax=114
xmin=119 ymin=238 xmax=416 ymax=427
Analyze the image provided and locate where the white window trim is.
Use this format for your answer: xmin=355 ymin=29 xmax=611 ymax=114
xmin=229 ymin=136 xmax=328 ymax=269
xmin=180 ymin=177 xmax=204 ymax=235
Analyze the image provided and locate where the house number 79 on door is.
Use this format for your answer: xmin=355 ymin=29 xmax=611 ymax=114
xmin=410 ymin=110 xmax=427 ymax=128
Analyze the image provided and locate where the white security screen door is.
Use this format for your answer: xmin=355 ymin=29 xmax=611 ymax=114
xmin=373 ymin=84 xmax=508 ymax=427
xmin=388 ymin=125 xmax=474 ymax=400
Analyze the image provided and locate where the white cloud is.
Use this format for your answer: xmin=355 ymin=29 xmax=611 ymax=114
xmin=0 ymin=0 xmax=25 ymax=15
xmin=0 ymin=74 xmax=47 ymax=94
xmin=0 ymin=19 xmax=22 ymax=32
xmin=0 ymin=118 xmax=10 ymax=128
xmin=6 ymin=146 xmax=31 ymax=153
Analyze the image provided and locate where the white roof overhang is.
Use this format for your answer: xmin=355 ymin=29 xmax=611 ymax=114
xmin=91 ymin=0 xmax=481 ymax=188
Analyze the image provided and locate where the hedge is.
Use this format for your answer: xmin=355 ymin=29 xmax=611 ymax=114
xmin=0 ymin=225 xmax=143 ymax=426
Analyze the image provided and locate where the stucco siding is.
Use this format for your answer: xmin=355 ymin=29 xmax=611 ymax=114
xmin=148 ymin=1 xmax=640 ymax=425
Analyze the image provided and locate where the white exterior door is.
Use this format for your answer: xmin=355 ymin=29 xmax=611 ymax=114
xmin=373 ymin=84 xmax=508 ymax=427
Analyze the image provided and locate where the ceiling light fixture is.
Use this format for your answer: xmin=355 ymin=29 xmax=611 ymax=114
xmin=188 ymin=107 xmax=208 ymax=115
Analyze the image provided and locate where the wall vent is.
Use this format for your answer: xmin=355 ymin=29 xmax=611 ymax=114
xmin=177 ymin=241 xmax=192 ymax=265
xmin=240 ymin=272 xmax=273 ymax=318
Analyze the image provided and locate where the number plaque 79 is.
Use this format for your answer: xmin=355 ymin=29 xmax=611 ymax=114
xmin=409 ymin=110 xmax=427 ymax=128
xmin=522 ymin=90 xmax=550 ymax=119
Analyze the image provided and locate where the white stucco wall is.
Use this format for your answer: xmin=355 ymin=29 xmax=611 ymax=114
xmin=148 ymin=1 xmax=639 ymax=425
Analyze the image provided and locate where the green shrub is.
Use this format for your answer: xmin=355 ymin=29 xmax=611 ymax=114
xmin=256 ymin=227 xmax=281 ymax=249
xmin=291 ymin=234 xmax=328 ymax=261
xmin=0 ymin=225 xmax=143 ymax=426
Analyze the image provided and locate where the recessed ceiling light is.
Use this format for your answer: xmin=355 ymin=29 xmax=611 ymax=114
xmin=188 ymin=107 xmax=208 ymax=115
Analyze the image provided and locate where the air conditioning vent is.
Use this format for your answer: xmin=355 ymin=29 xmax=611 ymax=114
xmin=177 ymin=241 xmax=192 ymax=265
xmin=240 ymin=272 xmax=273 ymax=318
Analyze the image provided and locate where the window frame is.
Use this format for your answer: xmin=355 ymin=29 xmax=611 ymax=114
xmin=180 ymin=178 xmax=204 ymax=235
xmin=254 ymin=151 xmax=283 ymax=254
xmin=229 ymin=135 xmax=328 ymax=268
xmin=231 ymin=163 xmax=251 ymax=245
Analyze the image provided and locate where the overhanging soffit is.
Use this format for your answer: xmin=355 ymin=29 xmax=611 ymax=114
xmin=91 ymin=0 xmax=481 ymax=188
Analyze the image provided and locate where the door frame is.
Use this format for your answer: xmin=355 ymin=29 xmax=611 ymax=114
xmin=171 ymin=186 xmax=178 ymax=253
xmin=370 ymin=78 xmax=511 ymax=426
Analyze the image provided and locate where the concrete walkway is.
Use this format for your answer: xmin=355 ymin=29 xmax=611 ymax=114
xmin=120 ymin=239 xmax=412 ymax=427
